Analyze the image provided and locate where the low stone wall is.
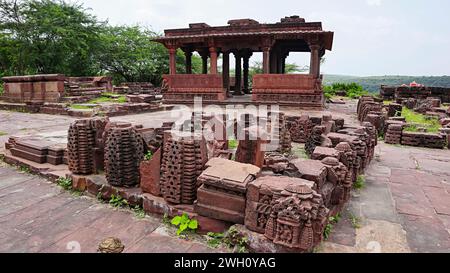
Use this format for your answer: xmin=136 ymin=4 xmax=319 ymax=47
xmin=1 ymin=74 xmax=65 ymax=103
xmin=401 ymin=131 xmax=446 ymax=149
xmin=380 ymin=85 xmax=450 ymax=103
xmin=357 ymin=97 xmax=448 ymax=149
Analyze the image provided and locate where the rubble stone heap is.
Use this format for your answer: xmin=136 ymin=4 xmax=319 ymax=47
xmin=286 ymin=115 xmax=312 ymax=143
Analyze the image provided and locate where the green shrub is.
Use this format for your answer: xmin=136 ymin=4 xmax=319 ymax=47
xmin=171 ymin=213 xmax=198 ymax=236
xmin=57 ymin=177 xmax=73 ymax=190
xmin=144 ymin=151 xmax=153 ymax=161
xmin=228 ymin=139 xmax=238 ymax=149
xmin=401 ymin=108 xmax=440 ymax=133
xmin=323 ymin=82 xmax=369 ymax=99
xmin=354 ymin=175 xmax=366 ymax=190
xmin=109 ymin=194 xmax=128 ymax=208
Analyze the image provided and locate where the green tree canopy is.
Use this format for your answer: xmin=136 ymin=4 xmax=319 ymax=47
xmin=0 ymin=0 xmax=105 ymax=76
xmin=0 ymin=0 xmax=202 ymax=86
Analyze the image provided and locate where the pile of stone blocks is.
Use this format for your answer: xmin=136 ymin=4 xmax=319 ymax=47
xmin=102 ymin=103 xmax=162 ymax=117
xmin=382 ymin=85 xmax=450 ymax=103
xmin=385 ymin=124 xmax=404 ymax=144
xmin=195 ymin=158 xmax=260 ymax=223
xmin=286 ymin=115 xmax=312 ymax=143
xmin=380 ymin=85 xmax=396 ymax=100
xmin=387 ymin=103 xmax=402 ymax=117
xmin=6 ymin=137 xmax=66 ymax=165
xmin=235 ymin=126 xmax=269 ymax=168
xmin=126 ymin=94 xmax=158 ymax=103
xmin=401 ymin=131 xmax=446 ymax=149
xmin=114 ymin=82 xmax=160 ymax=94
xmin=305 ymin=125 xmax=331 ymax=156
xmin=357 ymin=96 xmax=385 ymax=134
xmin=160 ymin=131 xmax=208 ymax=204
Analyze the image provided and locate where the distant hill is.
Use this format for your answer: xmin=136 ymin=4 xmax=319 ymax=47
xmin=323 ymin=75 xmax=450 ymax=93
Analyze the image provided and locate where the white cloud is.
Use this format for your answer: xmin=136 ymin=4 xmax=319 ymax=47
xmin=367 ymin=0 xmax=382 ymax=6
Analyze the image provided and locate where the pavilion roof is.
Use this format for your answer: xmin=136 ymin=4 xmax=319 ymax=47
xmin=153 ymin=16 xmax=334 ymax=51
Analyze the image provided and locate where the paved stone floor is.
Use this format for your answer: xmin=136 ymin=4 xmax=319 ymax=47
xmin=319 ymin=143 xmax=450 ymax=253
xmin=0 ymin=162 xmax=217 ymax=253
xmin=1 ymin=102 xmax=450 ymax=253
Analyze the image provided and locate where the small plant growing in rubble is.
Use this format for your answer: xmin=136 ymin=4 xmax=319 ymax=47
xmin=144 ymin=151 xmax=153 ymax=161
xmin=132 ymin=205 xmax=146 ymax=219
xmin=354 ymin=175 xmax=366 ymax=190
xmin=222 ymin=226 xmax=248 ymax=253
xmin=349 ymin=213 xmax=362 ymax=229
xmin=228 ymin=139 xmax=238 ymax=149
xmin=206 ymin=232 xmax=226 ymax=248
xmin=170 ymin=213 xmax=198 ymax=236
xmin=324 ymin=213 xmax=341 ymax=240
xmin=109 ymin=194 xmax=128 ymax=208
xmin=56 ymin=177 xmax=73 ymax=191
xmin=18 ymin=165 xmax=31 ymax=174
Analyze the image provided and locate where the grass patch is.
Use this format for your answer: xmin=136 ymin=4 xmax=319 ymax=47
xmin=401 ymin=108 xmax=441 ymax=133
xmin=132 ymin=205 xmax=146 ymax=219
xmin=18 ymin=165 xmax=31 ymax=174
xmin=109 ymin=194 xmax=129 ymax=208
xmin=88 ymin=93 xmax=127 ymax=104
xmin=0 ymin=131 xmax=7 ymax=136
xmin=324 ymin=83 xmax=370 ymax=99
xmin=323 ymin=213 xmax=341 ymax=240
xmin=292 ymin=144 xmax=308 ymax=159
xmin=56 ymin=177 xmax=73 ymax=191
xmin=354 ymin=175 xmax=366 ymax=190
xmin=70 ymin=104 xmax=95 ymax=110
xmin=349 ymin=213 xmax=362 ymax=229
xmin=144 ymin=151 xmax=153 ymax=161
xmin=228 ymin=139 xmax=238 ymax=149
xmin=206 ymin=226 xmax=248 ymax=253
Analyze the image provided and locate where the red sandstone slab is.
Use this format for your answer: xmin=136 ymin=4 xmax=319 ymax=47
xmin=3 ymin=199 xmax=102 ymax=252
xmin=423 ymin=186 xmax=450 ymax=216
xmin=0 ymin=194 xmax=73 ymax=230
xmin=390 ymin=169 xmax=443 ymax=188
xmin=42 ymin=210 xmax=160 ymax=253
xmin=124 ymin=232 xmax=196 ymax=253
xmin=401 ymin=214 xmax=450 ymax=253
xmin=390 ymin=183 xmax=435 ymax=217
xmin=0 ymin=178 xmax=62 ymax=218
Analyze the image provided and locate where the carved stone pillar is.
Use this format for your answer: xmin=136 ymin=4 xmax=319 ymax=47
xmin=243 ymin=51 xmax=252 ymax=94
xmin=309 ymin=44 xmax=321 ymax=78
xmin=209 ymin=47 xmax=218 ymax=74
xmin=235 ymin=51 xmax=243 ymax=95
xmin=200 ymin=50 xmax=209 ymax=74
xmin=185 ymin=51 xmax=192 ymax=74
xmin=269 ymin=49 xmax=277 ymax=74
xmin=222 ymin=52 xmax=230 ymax=95
xmin=262 ymin=47 xmax=270 ymax=74
xmin=168 ymin=47 xmax=177 ymax=75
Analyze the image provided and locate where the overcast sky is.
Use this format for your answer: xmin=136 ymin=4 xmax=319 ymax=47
xmin=75 ymin=0 xmax=450 ymax=77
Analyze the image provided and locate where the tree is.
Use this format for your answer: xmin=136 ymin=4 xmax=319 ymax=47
xmin=96 ymin=25 xmax=202 ymax=85
xmin=0 ymin=0 xmax=104 ymax=76
xmin=0 ymin=0 xmax=203 ymax=86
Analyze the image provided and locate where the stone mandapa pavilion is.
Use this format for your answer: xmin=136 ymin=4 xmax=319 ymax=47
xmin=153 ymin=15 xmax=334 ymax=107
